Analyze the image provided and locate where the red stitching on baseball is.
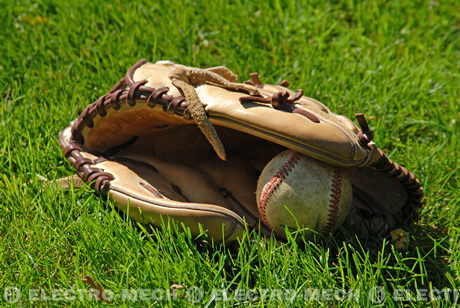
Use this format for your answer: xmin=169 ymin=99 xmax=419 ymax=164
xmin=322 ymin=167 xmax=342 ymax=236
xmin=258 ymin=152 xmax=302 ymax=230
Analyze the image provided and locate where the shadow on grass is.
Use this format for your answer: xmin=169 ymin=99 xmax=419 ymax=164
xmin=106 ymin=195 xmax=454 ymax=295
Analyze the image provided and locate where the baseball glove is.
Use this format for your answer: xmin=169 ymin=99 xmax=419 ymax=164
xmin=59 ymin=59 xmax=423 ymax=241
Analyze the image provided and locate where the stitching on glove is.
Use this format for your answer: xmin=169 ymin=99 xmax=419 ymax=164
xmin=371 ymin=149 xmax=423 ymax=221
xmin=355 ymin=113 xmax=374 ymax=147
xmin=67 ymin=84 xmax=192 ymax=193
xmin=354 ymin=114 xmax=423 ymax=220
xmin=240 ymin=89 xmax=321 ymax=123
xmin=62 ymin=143 xmax=114 ymax=193
xmin=239 ymin=89 xmax=303 ymax=107
xmin=248 ymin=72 xmax=263 ymax=88
xmin=125 ymin=58 xmax=148 ymax=84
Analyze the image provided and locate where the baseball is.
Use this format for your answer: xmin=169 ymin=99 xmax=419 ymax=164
xmin=256 ymin=150 xmax=352 ymax=239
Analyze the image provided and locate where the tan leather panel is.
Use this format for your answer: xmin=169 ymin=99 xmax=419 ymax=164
xmin=82 ymin=61 xmax=370 ymax=166
xmin=95 ymin=159 xmax=246 ymax=241
xmin=112 ymin=150 xmax=261 ymax=227
xmin=194 ymin=85 xmax=367 ymax=165
xmin=110 ymin=189 xmax=244 ymax=241
xmin=131 ymin=61 xmax=369 ymax=166
xmin=133 ymin=62 xmax=182 ymax=97
xmin=82 ymin=104 xmax=192 ymax=151
xmin=197 ymin=157 xmax=260 ymax=221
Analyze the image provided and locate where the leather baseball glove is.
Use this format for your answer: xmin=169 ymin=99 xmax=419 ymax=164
xmin=59 ymin=59 xmax=423 ymax=241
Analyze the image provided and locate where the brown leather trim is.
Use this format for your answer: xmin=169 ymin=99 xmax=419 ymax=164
xmin=139 ymin=182 xmax=165 ymax=199
xmin=70 ymin=85 xmax=188 ymax=149
xmin=239 ymin=89 xmax=320 ymax=123
xmin=59 ymin=130 xmax=114 ymax=194
xmin=239 ymin=89 xmax=304 ymax=109
xmin=249 ymin=72 xmax=263 ymax=88
xmin=370 ymin=148 xmax=423 ymax=222
xmin=279 ymin=80 xmax=290 ymax=87
xmin=126 ymin=58 xmax=148 ymax=85
xmin=292 ymin=107 xmax=320 ymax=123
xmin=62 ymin=69 xmax=199 ymax=196
xmin=108 ymin=77 xmax=128 ymax=94
xmin=355 ymin=113 xmax=374 ymax=147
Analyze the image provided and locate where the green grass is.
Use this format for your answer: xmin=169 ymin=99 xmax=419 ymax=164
xmin=0 ymin=0 xmax=458 ymax=306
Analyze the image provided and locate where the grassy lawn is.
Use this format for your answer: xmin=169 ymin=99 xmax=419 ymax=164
xmin=0 ymin=0 xmax=458 ymax=306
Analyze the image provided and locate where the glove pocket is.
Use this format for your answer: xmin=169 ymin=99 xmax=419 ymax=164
xmin=96 ymin=158 xmax=246 ymax=242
